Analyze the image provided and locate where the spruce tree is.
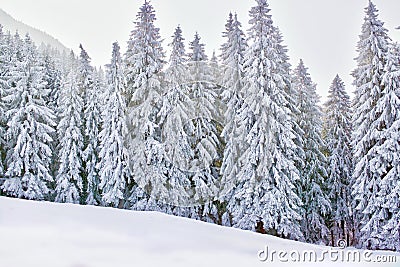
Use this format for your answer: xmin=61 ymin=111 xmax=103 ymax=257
xmin=124 ymin=1 xmax=167 ymax=210
xmin=0 ymin=25 xmax=9 ymax=178
xmin=274 ymin=28 xmax=305 ymax=177
xmin=2 ymin=34 xmax=56 ymax=200
xmin=158 ymin=26 xmax=193 ymax=208
xmin=375 ymin=44 xmax=400 ymax=251
xmin=219 ymin=13 xmax=247 ymax=226
xmin=293 ymin=60 xmax=331 ymax=244
xmin=86 ymin=69 xmax=104 ymax=205
xmin=187 ymin=32 xmax=221 ymax=192
xmin=187 ymin=32 xmax=222 ymax=222
xmin=78 ymin=45 xmax=101 ymax=205
xmin=229 ymin=0 xmax=302 ymax=239
xmin=40 ymin=47 xmax=63 ymax=182
xmin=55 ymin=53 xmax=84 ymax=204
xmin=351 ymin=1 xmax=391 ymax=249
xmin=0 ymin=29 xmax=17 ymax=182
xmin=323 ymin=75 xmax=353 ymax=246
xmin=98 ymin=42 xmax=130 ymax=208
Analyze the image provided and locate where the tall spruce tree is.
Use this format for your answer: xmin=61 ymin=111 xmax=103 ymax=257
xmin=158 ymin=26 xmax=193 ymax=209
xmin=40 ymin=47 xmax=63 ymax=182
xmin=293 ymin=60 xmax=331 ymax=244
xmin=219 ymin=13 xmax=247 ymax=226
xmin=2 ymin=34 xmax=56 ymax=200
xmin=124 ymin=1 xmax=167 ymax=210
xmin=55 ymin=53 xmax=84 ymax=204
xmin=351 ymin=1 xmax=391 ymax=249
xmin=229 ymin=0 xmax=302 ymax=239
xmin=0 ymin=25 xmax=10 ymax=177
xmin=187 ymin=32 xmax=222 ymax=222
xmin=375 ymin=44 xmax=400 ymax=251
xmin=98 ymin=42 xmax=130 ymax=208
xmin=274 ymin=27 xmax=305 ymax=177
xmin=78 ymin=45 xmax=101 ymax=205
xmin=323 ymin=75 xmax=353 ymax=246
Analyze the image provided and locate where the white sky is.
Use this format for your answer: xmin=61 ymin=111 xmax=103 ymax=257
xmin=1 ymin=0 xmax=400 ymax=100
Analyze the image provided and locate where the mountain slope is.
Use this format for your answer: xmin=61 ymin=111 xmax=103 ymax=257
xmin=0 ymin=8 xmax=68 ymax=52
xmin=0 ymin=196 xmax=398 ymax=267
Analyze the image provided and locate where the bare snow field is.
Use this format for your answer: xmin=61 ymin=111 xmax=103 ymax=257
xmin=0 ymin=197 xmax=398 ymax=267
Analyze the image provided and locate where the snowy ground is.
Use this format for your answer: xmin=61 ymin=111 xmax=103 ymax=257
xmin=0 ymin=197 xmax=398 ymax=267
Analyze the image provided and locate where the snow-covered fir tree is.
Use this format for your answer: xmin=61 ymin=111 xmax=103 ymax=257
xmin=0 ymin=29 xmax=19 ymax=181
xmin=351 ymin=1 xmax=391 ymax=250
xmin=85 ymin=69 xmax=105 ymax=205
xmin=55 ymin=52 xmax=84 ymax=204
xmin=187 ymin=32 xmax=222 ymax=222
xmin=40 ymin=46 xmax=63 ymax=180
xmin=78 ymin=45 xmax=101 ymax=205
xmin=98 ymin=42 xmax=130 ymax=208
xmin=158 ymin=25 xmax=193 ymax=209
xmin=323 ymin=75 xmax=353 ymax=245
xmin=124 ymin=0 xmax=168 ymax=210
xmin=219 ymin=13 xmax=247 ymax=226
xmin=188 ymin=32 xmax=222 ymax=185
xmin=274 ymin=27 xmax=305 ymax=178
xmin=293 ymin=60 xmax=331 ymax=244
xmin=374 ymin=44 xmax=400 ymax=251
xmin=229 ymin=0 xmax=303 ymax=239
xmin=2 ymin=34 xmax=56 ymax=200
xmin=0 ymin=25 xmax=10 ymax=177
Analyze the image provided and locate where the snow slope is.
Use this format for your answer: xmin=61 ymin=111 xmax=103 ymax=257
xmin=0 ymin=196 xmax=398 ymax=267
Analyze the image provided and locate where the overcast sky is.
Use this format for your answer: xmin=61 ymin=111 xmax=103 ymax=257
xmin=1 ymin=0 xmax=400 ymax=100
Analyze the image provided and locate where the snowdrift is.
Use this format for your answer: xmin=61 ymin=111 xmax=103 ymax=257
xmin=0 ymin=196 xmax=398 ymax=267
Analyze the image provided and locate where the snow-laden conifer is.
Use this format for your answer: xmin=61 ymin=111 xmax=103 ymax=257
xmin=351 ymin=1 xmax=391 ymax=249
xmin=124 ymin=1 xmax=167 ymax=210
xmin=187 ymin=32 xmax=222 ymax=222
xmin=229 ymin=0 xmax=302 ymax=239
xmin=98 ymin=42 xmax=130 ymax=208
xmin=55 ymin=53 xmax=84 ymax=203
xmin=0 ymin=25 xmax=10 ymax=177
xmin=2 ymin=34 xmax=56 ymax=200
xmin=78 ymin=45 xmax=101 ymax=205
xmin=323 ymin=75 xmax=353 ymax=245
xmin=158 ymin=26 xmax=193 ymax=208
xmin=374 ymin=44 xmax=400 ymax=251
xmin=219 ymin=13 xmax=247 ymax=226
xmin=293 ymin=60 xmax=331 ymax=244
